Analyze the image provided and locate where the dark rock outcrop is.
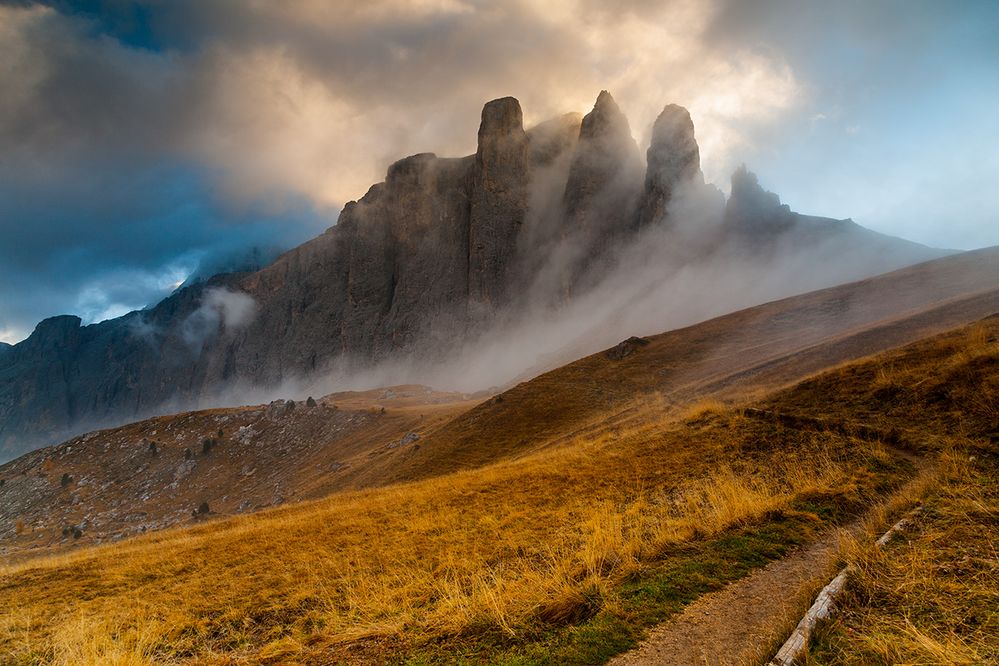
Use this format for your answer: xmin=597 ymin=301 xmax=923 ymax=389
xmin=469 ymin=97 xmax=531 ymax=309
xmin=562 ymin=91 xmax=643 ymax=243
xmin=724 ymin=164 xmax=794 ymax=239
xmin=0 ymin=92 xmax=949 ymax=462
xmin=638 ymin=104 xmax=703 ymax=228
xmin=556 ymin=91 xmax=644 ymax=295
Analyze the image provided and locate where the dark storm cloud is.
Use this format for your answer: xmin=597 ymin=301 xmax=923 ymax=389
xmin=0 ymin=3 xmax=329 ymax=341
xmin=0 ymin=0 xmax=996 ymax=341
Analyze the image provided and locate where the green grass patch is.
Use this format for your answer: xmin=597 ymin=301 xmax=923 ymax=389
xmin=398 ymin=507 xmax=834 ymax=665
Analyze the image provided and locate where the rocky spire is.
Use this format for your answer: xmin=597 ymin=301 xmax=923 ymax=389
xmin=549 ymin=91 xmax=643 ymax=296
xmin=562 ymin=91 xmax=643 ymax=235
xmin=637 ymin=104 xmax=703 ymax=227
xmin=468 ymin=96 xmax=531 ymax=308
xmin=580 ymin=91 xmax=633 ymax=143
xmin=724 ymin=165 xmax=794 ymax=237
xmin=527 ymin=112 xmax=582 ymax=166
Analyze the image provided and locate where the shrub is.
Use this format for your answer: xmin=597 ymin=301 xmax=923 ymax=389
xmin=217 ymin=428 xmax=224 ymax=440
xmin=197 ymin=502 xmax=210 ymax=515
xmin=148 ymin=441 xmax=158 ymax=455
xmin=184 ymin=447 xmax=193 ymax=460
xmin=60 ymin=473 xmax=73 ymax=488
xmin=202 ymin=438 xmax=217 ymax=454
xmin=72 ymin=527 xmax=82 ymax=539
xmin=306 ymin=396 xmax=317 ymax=408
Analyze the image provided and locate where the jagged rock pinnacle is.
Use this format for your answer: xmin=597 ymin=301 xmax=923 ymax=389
xmin=556 ymin=90 xmax=644 ymax=296
xmin=725 ymin=165 xmax=794 ymax=235
xmin=478 ymin=96 xmax=525 ymax=144
xmin=579 ymin=90 xmax=634 ymax=145
xmin=638 ymin=104 xmax=703 ymax=227
xmin=563 ymin=90 xmax=642 ymax=226
xmin=469 ymin=97 xmax=531 ymax=307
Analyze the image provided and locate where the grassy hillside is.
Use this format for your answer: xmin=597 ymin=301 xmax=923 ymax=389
xmin=805 ymin=453 xmax=997 ymax=665
xmin=0 ymin=411 xmax=908 ymax=665
xmin=4 ymin=314 xmax=997 ymax=665
xmin=0 ymin=387 xmax=478 ymax=557
xmin=4 ymin=247 xmax=998 ymax=562
xmin=383 ymin=248 xmax=999 ymax=486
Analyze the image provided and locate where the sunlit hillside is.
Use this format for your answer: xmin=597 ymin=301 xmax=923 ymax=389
xmin=2 ymin=316 xmax=996 ymax=665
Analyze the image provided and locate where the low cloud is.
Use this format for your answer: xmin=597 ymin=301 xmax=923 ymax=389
xmin=180 ymin=287 xmax=257 ymax=354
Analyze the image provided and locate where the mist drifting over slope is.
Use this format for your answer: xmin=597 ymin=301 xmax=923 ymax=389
xmin=192 ymin=94 xmax=948 ymax=404
xmin=0 ymin=91 xmax=952 ymax=461
xmin=287 ymin=169 xmax=947 ymax=399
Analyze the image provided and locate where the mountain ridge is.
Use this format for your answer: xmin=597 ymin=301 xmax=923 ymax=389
xmin=3 ymin=245 xmax=996 ymax=556
xmin=0 ymin=91 xmax=948 ymax=461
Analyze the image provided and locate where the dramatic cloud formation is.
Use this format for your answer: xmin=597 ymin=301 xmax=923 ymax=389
xmin=0 ymin=0 xmax=996 ymax=343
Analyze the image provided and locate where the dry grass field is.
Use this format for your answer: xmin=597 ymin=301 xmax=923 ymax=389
xmin=0 ymin=410 xmax=909 ymax=665
xmin=1 ymin=315 xmax=996 ymax=665
xmin=805 ymin=453 xmax=998 ymax=665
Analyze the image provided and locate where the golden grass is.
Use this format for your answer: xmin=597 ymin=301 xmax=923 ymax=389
xmin=805 ymin=451 xmax=999 ymax=665
xmin=765 ymin=316 xmax=999 ymax=450
xmin=0 ymin=412 xmax=886 ymax=665
xmin=680 ymin=398 xmax=728 ymax=421
xmin=5 ymin=317 xmax=996 ymax=665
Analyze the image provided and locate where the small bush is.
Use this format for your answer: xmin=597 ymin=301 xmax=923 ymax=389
xmin=202 ymin=438 xmax=218 ymax=455
xmin=217 ymin=428 xmax=224 ymax=440
xmin=148 ymin=441 xmax=158 ymax=455
xmin=197 ymin=502 xmax=210 ymax=515
xmin=72 ymin=527 xmax=82 ymax=539
xmin=306 ymin=396 xmax=317 ymax=408
xmin=184 ymin=447 xmax=193 ymax=460
xmin=60 ymin=473 xmax=73 ymax=488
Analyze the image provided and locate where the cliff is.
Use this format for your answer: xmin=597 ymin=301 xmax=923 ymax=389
xmin=0 ymin=92 xmax=948 ymax=461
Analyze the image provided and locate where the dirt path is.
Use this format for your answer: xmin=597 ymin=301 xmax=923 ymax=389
xmin=610 ymin=448 xmax=929 ymax=666
xmin=609 ymin=526 xmax=849 ymax=666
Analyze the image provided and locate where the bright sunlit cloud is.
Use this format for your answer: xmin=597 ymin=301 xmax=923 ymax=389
xmin=0 ymin=0 xmax=996 ymax=343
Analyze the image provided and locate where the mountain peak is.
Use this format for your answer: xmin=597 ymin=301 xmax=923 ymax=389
xmin=725 ymin=165 xmax=793 ymax=234
xmin=580 ymin=90 xmax=633 ymax=144
xmin=470 ymin=97 xmax=531 ymax=307
xmin=479 ymin=97 xmax=524 ymax=135
xmin=0 ymin=93 xmax=948 ymax=461
xmin=637 ymin=104 xmax=703 ymax=227
xmin=648 ymin=104 xmax=701 ymax=182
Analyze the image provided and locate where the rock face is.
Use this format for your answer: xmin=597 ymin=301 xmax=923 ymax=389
xmin=563 ymin=91 xmax=644 ymax=243
xmin=469 ymin=97 xmax=531 ymax=309
xmin=724 ymin=164 xmax=794 ymax=238
xmin=0 ymin=91 xmax=948 ymax=461
xmin=638 ymin=104 xmax=703 ymax=228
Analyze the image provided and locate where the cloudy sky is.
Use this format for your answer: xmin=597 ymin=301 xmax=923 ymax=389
xmin=1 ymin=0 xmax=996 ymax=344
